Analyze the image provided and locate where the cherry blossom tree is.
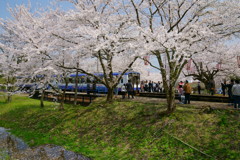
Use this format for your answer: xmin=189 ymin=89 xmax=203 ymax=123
xmin=48 ymin=0 xmax=144 ymax=101
xmin=1 ymin=1 xmax=143 ymax=102
xmin=183 ymin=42 xmax=240 ymax=93
xmin=1 ymin=0 xmax=239 ymax=109
xmin=0 ymin=26 xmax=27 ymax=103
xmin=127 ymin=0 xmax=240 ymax=113
xmin=0 ymin=6 xmax=64 ymax=107
xmin=0 ymin=46 xmax=18 ymax=102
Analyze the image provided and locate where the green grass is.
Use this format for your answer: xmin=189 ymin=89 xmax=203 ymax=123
xmin=0 ymin=93 xmax=239 ymax=160
xmin=0 ymin=76 xmax=5 ymax=84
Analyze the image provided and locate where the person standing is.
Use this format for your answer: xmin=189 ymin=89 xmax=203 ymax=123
xmin=183 ymin=80 xmax=192 ymax=104
xmin=226 ymin=79 xmax=234 ymax=106
xmin=221 ymin=80 xmax=226 ymax=96
xmin=144 ymin=80 xmax=148 ymax=92
xmin=126 ymin=80 xmax=134 ymax=99
xmin=197 ymin=82 xmax=201 ymax=94
xmin=121 ymin=84 xmax=127 ymax=99
xmin=178 ymin=81 xmax=184 ymax=103
xmin=148 ymin=81 xmax=153 ymax=92
xmin=232 ymin=80 xmax=240 ymax=109
xmin=153 ymin=82 xmax=156 ymax=92
xmin=178 ymin=81 xmax=184 ymax=88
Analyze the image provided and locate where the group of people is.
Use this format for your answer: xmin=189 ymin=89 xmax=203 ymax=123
xmin=121 ymin=78 xmax=240 ymax=109
xmin=121 ymin=80 xmax=135 ymax=99
xmin=177 ymin=80 xmax=192 ymax=104
xmin=221 ymin=79 xmax=240 ymax=109
xmin=177 ymin=79 xmax=240 ymax=109
xmin=140 ymin=80 xmax=163 ymax=93
xmin=120 ymin=80 xmax=164 ymax=99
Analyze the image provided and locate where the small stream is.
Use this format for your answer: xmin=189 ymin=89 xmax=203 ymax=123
xmin=0 ymin=127 xmax=91 ymax=160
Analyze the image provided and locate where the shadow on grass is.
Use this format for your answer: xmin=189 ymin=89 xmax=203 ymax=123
xmin=0 ymin=101 xmax=7 ymax=105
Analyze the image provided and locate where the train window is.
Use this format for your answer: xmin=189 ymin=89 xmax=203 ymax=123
xmin=121 ymin=79 xmax=123 ymax=83
xmin=128 ymin=73 xmax=140 ymax=83
xmin=128 ymin=73 xmax=133 ymax=81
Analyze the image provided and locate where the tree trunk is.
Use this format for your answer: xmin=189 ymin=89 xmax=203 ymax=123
xmin=74 ymin=68 xmax=79 ymax=106
xmin=166 ymin=87 xmax=176 ymax=113
xmin=106 ymin=88 xmax=114 ymax=102
xmin=59 ymin=91 xmax=65 ymax=110
xmin=203 ymin=79 xmax=215 ymax=95
xmin=59 ymin=80 xmax=68 ymax=110
xmin=40 ymin=89 xmax=45 ymax=108
xmin=7 ymin=92 xmax=12 ymax=103
xmin=185 ymin=60 xmax=218 ymax=95
xmin=6 ymin=78 xmax=12 ymax=103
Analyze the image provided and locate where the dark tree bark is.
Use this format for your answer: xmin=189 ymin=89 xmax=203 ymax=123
xmin=148 ymin=50 xmax=187 ymax=114
xmin=106 ymin=87 xmax=114 ymax=102
xmin=6 ymin=76 xmax=14 ymax=103
xmin=184 ymin=60 xmax=219 ymax=94
xmin=40 ymin=89 xmax=45 ymax=108
xmin=74 ymin=67 xmax=79 ymax=106
xmin=59 ymin=78 xmax=69 ymax=110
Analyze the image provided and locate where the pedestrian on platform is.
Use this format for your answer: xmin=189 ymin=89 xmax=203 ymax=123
xmin=178 ymin=81 xmax=184 ymax=88
xmin=178 ymin=81 xmax=184 ymax=103
xmin=221 ymin=80 xmax=226 ymax=96
xmin=144 ymin=80 xmax=148 ymax=92
xmin=153 ymin=82 xmax=156 ymax=92
xmin=226 ymin=79 xmax=234 ymax=106
xmin=183 ymin=80 xmax=192 ymax=104
xmin=148 ymin=81 xmax=153 ymax=92
xmin=197 ymin=82 xmax=201 ymax=94
xmin=126 ymin=80 xmax=134 ymax=99
xmin=232 ymin=80 xmax=240 ymax=109
xmin=121 ymin=84 xmax=127 ymax=99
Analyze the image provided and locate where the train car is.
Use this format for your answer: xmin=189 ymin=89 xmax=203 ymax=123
xmin=57 ymin=71 xmax=140 ymax=93
xmin=115 ymin=71 xmax=141 ymax=91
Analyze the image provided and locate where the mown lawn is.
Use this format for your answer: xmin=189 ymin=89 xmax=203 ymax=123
xmin=0 ymin=93 xmax=239 ymax=160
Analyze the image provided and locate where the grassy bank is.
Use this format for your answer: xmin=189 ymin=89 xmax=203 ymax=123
xmin=0 ymin=93 xmax=239 ymax=159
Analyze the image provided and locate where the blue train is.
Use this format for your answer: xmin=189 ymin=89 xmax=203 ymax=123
xmin=17 ymin=71 xmax=140 ymax=94
xmin=56 ymin=71 xmax=141 ymax=93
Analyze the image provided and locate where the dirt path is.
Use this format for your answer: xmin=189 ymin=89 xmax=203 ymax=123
xmin=125 ymin=96 xmax=236 ymax=110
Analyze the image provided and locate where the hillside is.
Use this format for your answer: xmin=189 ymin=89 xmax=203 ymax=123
xmin=0 ymin=93 xmax=239 ymax=159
